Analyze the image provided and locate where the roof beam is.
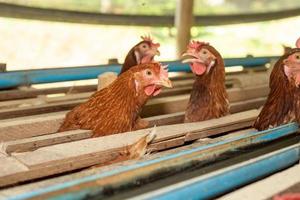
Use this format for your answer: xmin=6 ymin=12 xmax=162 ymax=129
xmin=0 ymin=2 xmax=299 ymax=26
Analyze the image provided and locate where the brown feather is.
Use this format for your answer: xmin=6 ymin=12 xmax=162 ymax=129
xmin=253 ymin=48 xmax=300 ymax=130
xmin=59 ymin=64 xmax=159 ymax=137
xmin=120 ymin=41 xmax=151 ymax=74
xmin=184 ymin=45 xmax=229 ymax=122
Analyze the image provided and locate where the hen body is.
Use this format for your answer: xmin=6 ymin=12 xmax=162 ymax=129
xmin=59 ymin=63 xmax=168 ymax=137
xmin=184 ymin=45 xmax=229 ymax=122
xmin=254 ymin=48 xmax=300 ymax=130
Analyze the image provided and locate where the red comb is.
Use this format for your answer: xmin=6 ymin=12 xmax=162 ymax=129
xmin=188 ymin=40 xmax=209 ymax=50
xmin=141 ymin=35 xmax=160 ymax=47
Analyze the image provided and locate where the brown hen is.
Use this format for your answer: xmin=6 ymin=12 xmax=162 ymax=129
xmin=254 ymin=37 xmax=300 ymax=130
xmin=59 ymin=63 xmax=172 ymax=137
xmin=120 ymin=35 xmax=160 ymax=74
xmin=182 ymin=41 xmax=229 ymax=123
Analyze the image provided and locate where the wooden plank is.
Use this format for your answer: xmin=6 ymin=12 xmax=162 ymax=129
xmin=0 ymin=85 xmax=97 ymax=101
xmin=0 ymin=86 xmax=192 ymax=110
xmin=0 ymin=112 xmax=65 ymax=142
xmin=0 ymin=72 xmax=268 ymax=109
xmin=4 ymin=108 xmax=255 ymax=153
xmin=0 ymin=156 xmax=29 ymax=183
xmin=0 ymin=131 xmax=149 ymax=187
xmin=4 ymin=130 xmax=92 ymax=154
xmin=0 ymin=71 xmax=267 ymax=107
xmin=0 ymin=110 xmax=257 ymax=187
xmin=0 ymin=128 xmax=256 ymax=197
xmin=0 ymin=97 xmax=265 ymax=146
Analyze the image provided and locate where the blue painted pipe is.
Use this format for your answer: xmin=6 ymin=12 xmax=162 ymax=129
xmin=8 ymin=122 xmax=297 ymax=200
xmin=0 ymin=56 xmax=279 ymax=89
xmin=140 ymin=144 xmax=300 ymax=200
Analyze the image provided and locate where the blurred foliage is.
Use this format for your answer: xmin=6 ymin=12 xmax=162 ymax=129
xmin=0 ymin=0 xmax=299 ymax=69
xmin=0 ymin=0 xmax=300 ymax=14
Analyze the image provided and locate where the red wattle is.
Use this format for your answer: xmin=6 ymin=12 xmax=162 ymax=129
xmin=190 ymin=62 xmax=206 ymax=75
xmin=144 ymin=85 xmax=156 ymax=96
xmin=153 ymin=88 xmax=162 ymax=96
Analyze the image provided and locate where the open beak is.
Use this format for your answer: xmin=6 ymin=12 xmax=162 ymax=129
xmin=155 ymin=49 xmax=160 ymax=56
xmin=181 ymin=52 xmax=202 ymax=64
xmin=156 ymin=78 xmax=173 ymax=88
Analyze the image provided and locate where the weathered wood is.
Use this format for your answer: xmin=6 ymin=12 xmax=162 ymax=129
xmin=4 ymin=130 xmax=93 ymax=154
xmin=0 ymin=112 xmax=65 ymax=142
xmin=0 ymin=71 xmax=269 ymax=109
xmin=0 ymin=96 xmax=265 ymax=144
xmin=0 ymin=110 xmax=258 ymax=187
xmin=1 ymin=94 xmax=264 ymax=144
xmin=0 ymin=128 xmax=253 ymax=198
xmin=175 ymin=0 xmax=194 ymax=57
xmin=0 ymin=156 xmax=29 ymax=183
xmin=0 ymin=131 xmax=150 ymax=187
xmin=0 ymin=85 xmax=97 ymax=101
xmin=0 ymin=85 xmax=192 ymax=110
xmin=0 ymin=63 xmax=6 ymax=72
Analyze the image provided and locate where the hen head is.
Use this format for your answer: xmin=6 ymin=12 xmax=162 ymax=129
xmin=132 ymin=63 xmax=172 ymax=96
xmin=182 ymin=40 xmax=217 ymax=76
xmin=283 ymin=37 xmax=300 ymax=87
xmin=133 ymin=35 xmax=160 ymax=64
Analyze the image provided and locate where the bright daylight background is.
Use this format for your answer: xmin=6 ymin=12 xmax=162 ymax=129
xmin=0 ymin=0 xmax=299 ymax=70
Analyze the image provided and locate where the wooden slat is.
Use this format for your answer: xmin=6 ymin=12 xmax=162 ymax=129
xmin=1 ymin=131 xmax=149 ymax=187
xmin=0 ymin=82 xmax=194 ymax=110
xmin=0 ymin=156 xmax=28 ymax=181
xmin=0 ymin=71 xmax=269 ymax=110
xmin=0 ymin=112 xmax=65 ymax=142
xmin=0 ymin=95 xmax=264 ymax=148
xmin=0 ymin=128 xmax=254 ymax=197
xmin=0 ymin=96 xmax=265 ymax=146
xmin=0 ymin=110 xmax=258 ymax=187
xmin=0 ymin=85 xmax=97 ymax=101
xmin=4 ymin=130 xmax=93 ymax=154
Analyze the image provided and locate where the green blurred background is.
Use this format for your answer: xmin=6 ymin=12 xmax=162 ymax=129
xmin=0 ymin=0 xmax=299 ymax=70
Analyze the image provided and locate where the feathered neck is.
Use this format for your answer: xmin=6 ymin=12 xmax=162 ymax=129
xmin=91 ymin=70 xmax=149 ymax=118
xmin=184 ymin=50 xmax=229 ymax=122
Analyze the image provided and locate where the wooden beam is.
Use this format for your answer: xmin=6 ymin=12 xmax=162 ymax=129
xmin=0 ymin=2 xmax=299 ymax=26
xmin=1 ymin=98 xmax=263 ymax=153
xmin=175 ymin=0 xmax=194 ymax=57
xmin=0 ymin=85 xmax=97 ymax=101
xmin=0 ymin=128 xmax=253 ymax=197
xmin=0 ymin=85 xmax=268 ymax=142
xmin=0 ymin=84 xmax=269 ymax=120
xmin=0 ymin=110 xmax=258 ymax=187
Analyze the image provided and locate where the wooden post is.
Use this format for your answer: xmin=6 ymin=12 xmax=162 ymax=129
xmin=175 ymin=0 xmax=194 ymax=58
xmin=0 ymin=63 xmax=6 ymax=72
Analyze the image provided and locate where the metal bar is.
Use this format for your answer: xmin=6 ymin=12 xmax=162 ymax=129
xmin=132 ymin=144 xmax=300 ymax=200
xmin=8 ymin=123 xmax=298 ymax=200
xmin=0 ymin=56 xmax=278 ymax=89
xmin=0 ymin=2 xmax=299 ymax=26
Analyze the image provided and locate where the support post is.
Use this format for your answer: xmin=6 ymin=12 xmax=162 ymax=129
xmin=175 ymin=0 xmax=194 ymax=58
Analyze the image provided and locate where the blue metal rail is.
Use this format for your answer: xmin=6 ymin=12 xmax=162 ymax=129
xmin=8 ymin=122 xmax=298 ymax=200
xmin=134 ymin=144 xmax=300 ymax=200
xmin=0 ymin=56 xmax=278 ymax=89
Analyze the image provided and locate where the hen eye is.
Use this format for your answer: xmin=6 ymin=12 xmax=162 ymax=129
xmin=146 ymin=70 xmax=152 ymax=76
xmin=203 ymin=50 xmax=207 ymax=54
xmin=296 ymin=55 xmax=300 ymax=59
xmin=142 ymin=44 xmax=148 ymax=49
